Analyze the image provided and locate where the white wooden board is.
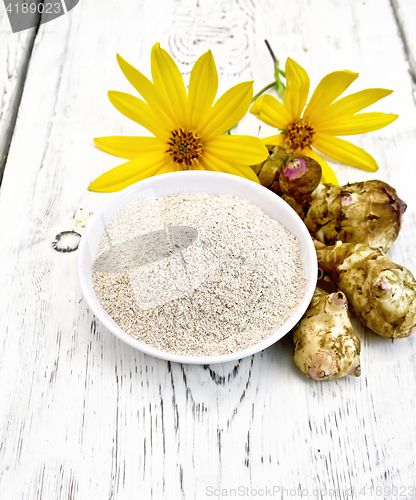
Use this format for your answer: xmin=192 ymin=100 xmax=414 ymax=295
xmin=0 ymin=13 xmax=37 ymax=175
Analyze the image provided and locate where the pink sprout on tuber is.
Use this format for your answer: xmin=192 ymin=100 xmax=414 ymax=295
xmin=282 ymin=157 xmax=307 ymax=180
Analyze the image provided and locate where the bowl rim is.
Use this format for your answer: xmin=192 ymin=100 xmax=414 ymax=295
xmin=78 ymin=171 xmax=317 ymax=364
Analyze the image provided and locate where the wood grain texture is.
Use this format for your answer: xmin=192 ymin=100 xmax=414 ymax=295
xmin=0 ymin=1 xmax=416 ymax=499
xmin=0 ymin=13 xmax=38 ymax=179
xmin=390 ymin=0 xmax=416 ymax=88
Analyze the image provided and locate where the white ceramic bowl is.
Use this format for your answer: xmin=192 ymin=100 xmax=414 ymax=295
xmin=78 ymin=171 xmax=317 ymax=364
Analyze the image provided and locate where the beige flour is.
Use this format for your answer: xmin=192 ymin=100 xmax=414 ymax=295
xmin=92 ymin=193 xmax=306 ymax=356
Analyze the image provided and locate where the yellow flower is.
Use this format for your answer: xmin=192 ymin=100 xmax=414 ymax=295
xmin=250 ymin=58 xmax=398 ymax=184
xmin=89 ymin=43 xmax=269 ymax=192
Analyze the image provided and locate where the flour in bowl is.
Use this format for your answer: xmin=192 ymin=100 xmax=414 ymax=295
xmin=92 ymin=192 xmax=306 ymax=356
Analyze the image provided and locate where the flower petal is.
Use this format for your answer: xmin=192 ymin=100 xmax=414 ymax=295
xmin=188 ymin=50 xmax=218 ymax=129
xmin=303 ymin=70 xmax=358 ymax=123
xmin=108 ymin=91 xmax=170 ymax=140
xmin=250 ymin=94 xmax=292 ymax=130
xmin=204 ymin=135 xmax=269 ymax=165
xmin=249 ymin=98 xmax=260 ymax=115
xmin=260 ymin=134 xmax=285 ymax=146
xmin=151 ymin=43 xmax=188 ymax=126
xmin=93 ymin=136 xmax=166 ymax=159
xmin=313 ymin=134 xmax=378 ymax=171
xmin=314 ymin=88 xmax=394 ymax=122
xmin=303 ymin=148 xmax=339 ymax=185
xmin=284 ymin=58 xmax=310 ymax=122
xmin=154 ymin=165 xmax=178 ymax=175
xmin=116 ymin=54 xmax=177 ymax=128
xmin=315 ymin=112 xmax=398 ymax=135
xmin=199 ymin=151 xmax=260 ymax=183
xmin=88 ymin=153 xmax=172 ymax=192
xmin=199 ymin=81 xmax=253 ymax=140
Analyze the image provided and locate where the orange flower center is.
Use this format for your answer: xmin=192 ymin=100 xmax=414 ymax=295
xmin=284 ymin=119 xmax=315 ymax=150
xmin=167 ymin=128 xmax=203 ymax=168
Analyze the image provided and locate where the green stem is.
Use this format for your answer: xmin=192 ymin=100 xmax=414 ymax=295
xmin=264 ymin=39 xmax=277 ymax=64
xmin=252 ymin=82 xmax=276 ymax=102
xmin=227 ymin=41 xmax=287 ymax=134
xmin=227 ymin=79 xmax=285 ymax=134
xmin=264 ymin=39 xmax=286 ymax=100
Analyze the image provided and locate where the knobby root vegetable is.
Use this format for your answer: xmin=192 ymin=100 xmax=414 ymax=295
xmin=315 ymin=241 xmax=416 ymax=338
xmin=283 ymin=180 xmax=407 ymax=252
xmin=278 ymin=154 xmax=322 ymax=199
xmin=251 ymin=145 xmax=321 ymax=196
xmin=293 ymin=288 xmax=361 ymax=381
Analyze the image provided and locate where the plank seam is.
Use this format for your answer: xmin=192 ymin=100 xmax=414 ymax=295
xmin=389 ymin=0 xmax=416 ymax=86
xmin=0 ymin=14 xmax=43 ymax=186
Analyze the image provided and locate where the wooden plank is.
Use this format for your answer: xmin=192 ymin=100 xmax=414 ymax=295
xmin=390 ymin=0 xmax=416 ymax=85
xmin=0 ymin=10 xmax=38 ymax=180
xmin=0 ymin=0 xmax=416 ymax=498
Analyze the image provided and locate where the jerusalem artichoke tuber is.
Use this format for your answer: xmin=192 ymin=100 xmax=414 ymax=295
xmin=251 ymin=145 xmax=321 ymax=196
xmin=315 ymin=241 xmax=416 ymax=338
xmin=278 ymin=154 xmax=322 ymax=199
xmin=293 ymin=288 xmax=361 ymax=381
xmin=284 ymin=180 xmax=407 ymax=252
